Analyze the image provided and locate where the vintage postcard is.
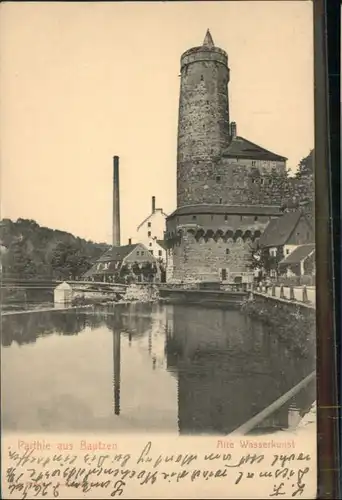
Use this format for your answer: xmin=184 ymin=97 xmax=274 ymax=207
xmin=1 ymin=1 xmax=318 ymax=498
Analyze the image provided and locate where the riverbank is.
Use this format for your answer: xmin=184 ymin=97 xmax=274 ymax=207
xmin=241 ymin=294 xmax=316 ymax=356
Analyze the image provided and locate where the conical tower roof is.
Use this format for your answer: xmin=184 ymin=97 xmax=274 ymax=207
xmin=203 ymin=29 xmax=214 ymax=48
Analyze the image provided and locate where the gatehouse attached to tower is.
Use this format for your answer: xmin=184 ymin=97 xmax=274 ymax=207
xmin=165 ymin=30 xmax=288 ymax=284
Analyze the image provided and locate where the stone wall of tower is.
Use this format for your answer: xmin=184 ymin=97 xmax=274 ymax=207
xmin=177 ymin=46 xmax=230 ymax=208
xmin=178 ymin=156 xmax=288 ymax=206
xmin=166 ymin=228 xmax=262 ymax=283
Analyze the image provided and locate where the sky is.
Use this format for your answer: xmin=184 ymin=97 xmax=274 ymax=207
xmin=0 ymin=1 xmax=314 ymax=245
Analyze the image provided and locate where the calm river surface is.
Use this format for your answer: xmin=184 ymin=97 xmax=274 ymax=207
xmin=1 ymin=303 xmax=315 ymax=434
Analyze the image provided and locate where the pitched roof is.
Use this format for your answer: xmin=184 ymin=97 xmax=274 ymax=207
xmin=156 ymin=239 xmax=167 ymax=250
xmin=222 ymin=136 xmax=287 ymax=162
xmin=279 ymin=244 xmax=315 ymax=265
xmin=168 ymin=204 xmax=282 ymax=219
xmin=258 ymin=211 xmax=307 ymax=247
xmin=137 ymin=208 xmax=168 ymax=231
xmin=97 ymin=244 xmax=138 ymax=262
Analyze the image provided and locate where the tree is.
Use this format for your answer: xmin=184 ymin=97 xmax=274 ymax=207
xmin=4 ymin=238 xmax=37 ymax=278
xmin=247 ymin=242 xmax=284 ymax=280
xmin=296 ymin=150 xmax=314 ymax=178
xmin=50 ymin=242 xmax=91 ymax=280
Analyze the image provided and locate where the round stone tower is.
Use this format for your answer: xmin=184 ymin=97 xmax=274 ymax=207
xmin=177 ymin=29 xmax=230 ymax=207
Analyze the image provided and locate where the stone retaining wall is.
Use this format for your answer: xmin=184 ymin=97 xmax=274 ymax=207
xmin=241 ymin=292 xmax=316 ymax=357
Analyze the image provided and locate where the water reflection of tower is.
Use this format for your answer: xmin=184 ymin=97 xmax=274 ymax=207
xmin=113 ymin=328 xmax=121 ymax=415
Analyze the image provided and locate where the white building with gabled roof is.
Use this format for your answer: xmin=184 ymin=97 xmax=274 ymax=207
xmin=130 ymin=196 xmax=168 ymax=265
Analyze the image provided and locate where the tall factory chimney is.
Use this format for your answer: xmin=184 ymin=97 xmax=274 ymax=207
xmin=152 ymin=196 xmax=156 ymax=213
xmin=113 ymin=156 xmax=121 ymax=247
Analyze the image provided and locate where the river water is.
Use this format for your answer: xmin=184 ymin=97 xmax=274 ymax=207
xmin=1 ymin=302 xmax=316 ymax=435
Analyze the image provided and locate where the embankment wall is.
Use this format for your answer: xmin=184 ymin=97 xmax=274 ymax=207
xmin=241 ymin=293 xmax=316 ymax=357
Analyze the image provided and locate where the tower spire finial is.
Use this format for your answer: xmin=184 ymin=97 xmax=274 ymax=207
xmin=203 ymin=29 xmax=214 ymax=47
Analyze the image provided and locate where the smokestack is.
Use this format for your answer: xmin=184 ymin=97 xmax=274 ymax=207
xmin=152 ymin=196 xmax=156 ymax=213
xmin=230 ymin=122 xmax=237 ymax=139
xmin=113 ymin=156 xmax=121 ymax=247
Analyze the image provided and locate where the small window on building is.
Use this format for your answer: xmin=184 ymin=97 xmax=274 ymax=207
xmin=192 ymin=215 xmax=197 ymax=220
xmin=141 ymin=251 xmax=144 ymax=256
xmin=136 ymin=251 xmax=139 ymax=256
xmin=286 ymin=249 xmax=290 ymax=255
xmin=211 ymin=215 xmax=214 ymax=221
xmin=148 ymin=222 xmax=151 ymax=227
xmin=216 ymin=176 xmax=221 ymax=182
xmin=254 ymin=216 xmax=258 ymax=221
xmin=240 ymin=216 xmax=243 ymax=221
xmin=226 ymin=248 xmax=230 ymax=255
xmin=203 ymin=124 xmax=205 ymax=129
xmin=149 ymin=250 xmax=153 ymax=255
xmin=206 ymin=100 xmax=209 ymax=105
xmin=252 ymin=161 xmax=256 ymax=166
xmin=200 ymin=75 xmax=204 ymax=81
xmin=219 ymin=198 xmax=222 ymax=204
xmin=148 ymin=231 xmax=151 ymax=237
xmin=260 ymin=178 xmax=264 ymax=185
xmin=269 ymin=179 xmax=272 ymax=185
xmin=224 ymin=214 xmax=228 ymax=221
xmin=158 ymin=250 xmax=162 ymax=256
xmin=149 ymin=242 xmax=152 ymax=247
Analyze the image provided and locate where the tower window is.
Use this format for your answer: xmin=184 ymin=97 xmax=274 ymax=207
xmin=148 ymin=222 xmax=151 ymax=227
xmin=148 ymin=231 xmax=151 ymax=237
xmin=149 ymin=242 xmax=152 ymax=247
xmin=216 ymin=176 xmax=221 ymax=182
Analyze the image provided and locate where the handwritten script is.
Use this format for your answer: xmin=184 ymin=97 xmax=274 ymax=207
xmin=3 ymin=438 xmax=315 ymax=499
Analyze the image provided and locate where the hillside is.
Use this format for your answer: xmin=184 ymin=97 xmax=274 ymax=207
xmin=0 ymin=218 xmax=110 ymax=280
